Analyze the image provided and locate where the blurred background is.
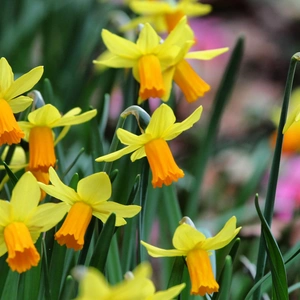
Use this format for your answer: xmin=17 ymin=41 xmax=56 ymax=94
xmin=1 ymin=0 xmax=300 ymax=298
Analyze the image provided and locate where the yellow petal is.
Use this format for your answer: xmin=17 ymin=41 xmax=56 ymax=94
xmin=17 ymin=121 xmax=34 ymax=141
xmin=132 ymin=261 xmax=152 ymax=279
xmin=129 ymin=2 xmax=171 ymax=14
xmin=52 ymin=109 xmax=97 ymax=127
xmin=160 ymin=67 xmax=176 ymax=102
xmin=4 ymin=66 xmax=44 ymax=100
xmin=141 ymin=240 xmax=185 ymax=257
xmin=74 ymin=267 xmax=110 ymax=299
xmin=117 ymin=128 xmax=150 ymax=146
xmin=179 ymin=2 xmax=212 ymax=16
xmin=145 ymin=104 xmax=176 ymax=138
xmin=94 ymin=55 xmax=136 ymax=69
xmin=158 ymin=16 xmax=193 ymax=54
xmin=0 ymin=234 xmax=8 ymax=257
xmin=151 ymin=283 xmax=186 ymax=300
xmin=283 ymin=105 xmax=300 ymax=133
xmin=136 ymin=23 xmax=161 ymax=53
xmin=28 ymin=104 xmax=61 ymax=126
xmin=0 ymin=58 xmax=13 ymax=95
xmin=102 ymin=29 xmax=141 ymax=59
xmin=7 ymin=96 xmax=33 ymax=113
xmin=164 ymin=105 xmax=203 ymax=140
xmin=77 ymin=172 xmax=111 ymax=204
xmin=185 ymin=48 xmax=229 ymax=60
xmin=94 ymin=201 xmax=141 ymax=219
xmin=202 ymin=216 xmax=241 ymax=251
xmin=130 ymin=147 xmax=146 ymax=161
xmin=0 ymin=200 xmax=12 ymax=227
xmin=38 ymin=167 xmax=81 ymax=205
xmin=172 ymin=223 xmax=206 ymax=251
xmin=95 ymin=144 xmax=141 ymax=162
xmin=27 ymin=202 xmax=68 ymax=232
xmin=10 ymin=172 xmax=40 ymax=219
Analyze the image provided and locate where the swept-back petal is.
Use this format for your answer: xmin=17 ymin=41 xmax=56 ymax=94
xmin=0 ymin=234 xmax=7 ymax=257
xmin=117 ymin=128 xmax=150 ymax=146
xmin=4 ymin=66 xmax=44 ymax=100
xmin=11 ymin=172 xmax=40 ymax=219
xmin=27 ymin=202 xmax=68 ymax=232
xmin=77 ymin=172 xmax=111 ymax=204
xmin=202 ymin=216 xmax=241 ymax=251
xmin=7 ymin=96 xmax=33 ymax=113
xmin=95 ymin=144 xmax=141 ymax=162
xmin=172 ymin=223 xmax=206 ymax=251
xmin=102 ymin=29 xmax=141 ymax=59
xmin=94 ymin=55 xmax=136 ymax=69
xmin=130 ymin=147 xmax=146 ymax=161
xmin=52 ymin=109 xmax=97 ymax=127
xmin=152 ymin=283 xmax=186 ymax=300
xmin=28 ymin=104 xmax=61 ymax=126
xmin=136 ymin=23 xmax=161 ymax=53
xmin=164 ymin=106 xmax=203 ymax=140
xmin=38 ymin=167 xmax=80 ymax=205
xmin=185 ymin=48 xmax=229 ymax=60
xmin=0 ymin=58 xmax=13 ymax=95
xmin=146 ymin=104 xmax=176 ymax=138
xmin=0 ymin=200 xmax=12 ymax=226
xmin=92 ymin=211 xmax=128 ymax=226
xmin=141 ymin=240 xmax=185 ymax=257
xmin=93 ymin=201 xmax=141 ymax=219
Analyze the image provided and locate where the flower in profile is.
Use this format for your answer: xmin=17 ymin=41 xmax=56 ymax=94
xmin=141 ymin=216 xmax=241 ymax=296
xmin=0 ymin=57 xmax=43 ymax=146
xmin=18 ymin=104 xmax=97 ymax=173
xmin=38 ymin=167 xmax=141 ymax=251
xmin=96 ymin=104 xmax=202 ymax=188
xmin=123 ymin=0 xmax=212 ymax=33
xmin=94 ymin=17 xmax=194 ymax=103
xmin=73 ymin=262 xmax=185 ymax=300
xmin=0 ymin=172 xmax=67 ymax=273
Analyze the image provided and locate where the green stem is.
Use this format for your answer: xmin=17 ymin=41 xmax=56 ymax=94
xmin=253 ymin=53 xmax=300 ymax=300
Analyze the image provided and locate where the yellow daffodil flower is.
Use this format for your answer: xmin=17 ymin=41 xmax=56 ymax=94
xmin=94 ymin=17 xmax=194 ymax=103
xmin=123 ymin=0 xmax=212 ymax=33
xmin=0 ymin=57 xmax=43 ymax=146
xmin=38 ymin=167 xmax=141 ymax=251
xmin=96 ymin=104 xmax=202 ymax=188
xmin=0 ymin=172 xmax=67 ymax=273
xmin=141 ymin=216 xmax=241 ymax=296
xmin=73 ymin=262 xmax=185 ymax=300
xmin=18 ymin=104 xmax=97 ymax=173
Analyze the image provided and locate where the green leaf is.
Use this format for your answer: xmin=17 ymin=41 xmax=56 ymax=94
xmin=89 ymin=213 xmax=116 ymax=273
xmin=0 ymin=159 xmax=18 ymax=188
xmin=167 ymin=256 xmax=185 ymax=289
xmin=0 ymin=269 xmax=19 ymax=300
xmin=255 ymin=195 xmax=288 ymax=300
xmin=213 ymin=255 xmax=233 ymax=300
